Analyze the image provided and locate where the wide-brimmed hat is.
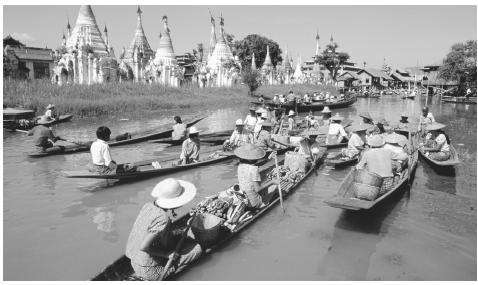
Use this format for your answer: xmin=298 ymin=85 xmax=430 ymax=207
xmin=385 ymin=133 xmax=401 ymax=146
xmin=235 ymin=119 xmax=244 ymax=126
xmin=350 ymin=123 xmax=367 ymax=132
xmin=331 ymin=113 xmax=344 ymax=121
xmin=322 ymin=106 xmax=332 ymax=113
xmin=288 ymin=110 xmax=296 ymax=116
xmin=234 ymin=144 xmax=266 ymax=160
xmin=256 ymin=107 xmax=267 ymax=114
xmin=400 ymin=112 xmax=409 ymax=118
xmin=359 ymin=112 xmax=373 ymax=121
xmin=46 ymin=104 xmax=55 ymax=109
xmin=425 ymin=122 xmax=446 ymax=131
xmin=261 ymin=112 xmax=269 ymax=119
xmin=37 ymin=115 xmax=54 ymax=125
xmin=368 ymin=135 xmax=385 ymax=147
xmin=151 ymin=178 xmax=196 ymax=209
xmin=189 ymin=126 xmax=200 ymax=134
xmin=305 ymin=129 xmax=324 ymax=137
xmin=249 ymin=107 xmax=256 ymax=112
xmin=261 ymin=120 xmax=273 ymax=127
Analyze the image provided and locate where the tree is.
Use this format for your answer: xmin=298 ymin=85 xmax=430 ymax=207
xmin=439 ymin=40 xmax=477 ymax=94
xmin=316 ymin=42 xmax=350 ymax=81
xmin=234 ymin=34 xmax=282 ymax=69
xmin=242 ymin=68 xmax=261 ymax=95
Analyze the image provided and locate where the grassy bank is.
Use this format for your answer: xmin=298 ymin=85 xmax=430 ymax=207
xmin=3 ymin=79 xmax=340 ymax=118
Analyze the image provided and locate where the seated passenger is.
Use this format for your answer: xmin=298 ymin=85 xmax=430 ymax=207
xmin=326 ymin=113 xmax=347 ymax=144
xmin=179 ymin=127 xmax=200 ymax=165
xmin=384 ymin=132 xmax=408 ymax=173
xmin=224 ymin=119 xmax=253 ymax=148
xmin=297 ymin=129 xmax=326 ymax=161
xmin=172 ymin=116 xmax=187 ymax=141
xmin=420 ymin=122 xmax=450 ymax=161
xmin=342 ymin=124 xmax=367 ymax=158
xmin=28 ymin=116 xmax=62 ymax=152
xmin=255 ymin=120 xmax=276 ymax=151
xmin=90 ymin=126 xmax=117 ymax=174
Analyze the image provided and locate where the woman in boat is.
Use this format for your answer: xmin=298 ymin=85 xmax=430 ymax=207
xmin=358 ymin=112 xmax=377 ymax=135
xmin=28 ymin=116 xmax=63 ymax=152
xmin=326 ymin=113 xmax=348 ymax=145
xmin=384 ymin=132 xmax=408 ymax=173
xmin=234 ymin=144 xmax=280 ymax=209
xmin=297 ymin=129 xmax=326 ymax=160
xmin=125 ymin=178 xmax=202 ymax=280
xmin=224 ymin=119 xmax=253 ymax=149
xmin=44 ymin=104 xmax=59 ymax=120
xmin=418 ymin=106 xmax=436 ymax=136
xmin=243 ymin=108 xmax=258 ymax=133
xmin=318 ymin=106 xmax=332 ymax=127
xmin=356 ymin=135 xmax=408 ymax=195
xmin=172 ymin=116 xmax=187 ymax=141
xmin=341 ymin=124 xmax=367 ymax=158
xmin=255 ymin=120 xmax=276 ymax=151
xmin=272 ymin=94 xmax=279 ymax=104
xmin=253 ymin=108 xmax=268 ymax=140
xmin=286 ymin=110 xmax=296 ymax=134
xmin=420 ymin=122 xmax=450 ymax=161
xmin=374 ymin=117 xmax=389 ymax=136
xmin=179 ymin=126 xmax=200 ymax=165
xmin=90 ymin=126 xmax=117 ymax=174
xmin=303 ymin=93 xmax=311 ymax=104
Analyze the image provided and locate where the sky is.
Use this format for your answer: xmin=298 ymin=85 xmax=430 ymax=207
xmin=3 ymin=5 xmax=477 ymax=69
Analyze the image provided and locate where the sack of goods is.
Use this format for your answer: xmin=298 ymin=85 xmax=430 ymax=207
xmin=284 ymin=151 xmax=310 ymax=172
xmin=352 ymin=169 xmax=383 ymax=201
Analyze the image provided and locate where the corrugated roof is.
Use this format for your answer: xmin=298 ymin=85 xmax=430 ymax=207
xmin=10 ymin=46 xmax=53 ymax=61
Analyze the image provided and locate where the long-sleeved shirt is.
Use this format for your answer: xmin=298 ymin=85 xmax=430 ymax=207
xmin=90 ymin=139 xmax=113 ymax=166
xmin=172 ymin=123 xmax=187 ymax=140
xmin=255 ymin=130 xmax=275 ymax=150
xmin=27 ymin=125 xmax=56 ymax=147
xmin=180 ymin=138 xmax=200 ymax=163
xmin=356 ymin=147 xmax=408 ymax=177
xmin=228 ymin=130 xmax=252 ymax=147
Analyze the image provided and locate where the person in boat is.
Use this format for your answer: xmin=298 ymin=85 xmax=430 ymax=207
xmin=243 ymin=108 xmax=258 ymax=133
xmin=420 ymin=122 xmax=450 ymax=161
xmin=356 ymin=135 xmax=408 ymax=195
xmin=326 ymin=113 xmax=348 ymax=145
xmin=179 ymin=126 xmax=200 ymax=165
xmin=374 ymin=117 xmax=389 ymax=136
xmin=28 ymin=116 xmax=63 ymax=152
xmin=384 ymin=132 xmax=408 ymax=173
xmin=418 ymin=106 xmax=435 ymax=136
xmin=172 ymin=116 xmax=187 ymax=141
xmin=306 ymin=110 xmax=319 ymax=128
xmin=90 ymin=126 xmax=117 ymax=174
xmin=44 ymin=104 xmax=59 ymax=120
xmin=254 ymin=120 xmax=276 ymax=151
xmin=341 ymin=124 xmax=367 ymax=158
xmin=224 ymin=119 xmax=253 ymax=149
xmin=325 ymin=92 xmax=331 ymax=102
xmin=358 ymin=112 xmax=378 ymax=136
xmin=303 ymin=93 xmax=311 ymax=104
xmin=272 ymin=94 xmax=279 ymax=104
xmin=286 ymin=90 xmax=296 ymax=102
xmin=317 ymin=106 xmax=332 ymax=127
xmin=234 ymin=144 xmax=280 ymax=209
xmin=125 ymin=178 xmax=202 ymax=280
xmin=253 ymin=109 xmax=268 ymax=140
xmin=279 ymin=94 xmax=286 ymax=104
xmin=339 ymin=93 xmax=345 ymax=100
xmin=398 ymin=112 xmax=410 ymax=130
xmin=297 ymin=129 xmax=326 ymax=160
xmin=258 ymin=94 xmax=266 ymax=104
xmin=286 ymin=110 xmax=296 ymax=134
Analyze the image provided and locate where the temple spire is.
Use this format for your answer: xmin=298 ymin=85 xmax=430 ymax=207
xmin=262 ymin=45 xmax=273 ymax=70
xmin=251 ymin=52 xmax=257 ymax=70
xmin=154 ymin=15 xmax=175 ymax=59
xmin=104 ymin=25 xmax=109 ymax=49
xmin=123 ymin=5 xmax=153 ymax=61
xmin=315 ymin=31 xmax=320 ymax=56
xmin=209 ymin=11 xmax=217 ymax=56
xmin=66 ymin=17 xmax=71 ymax=39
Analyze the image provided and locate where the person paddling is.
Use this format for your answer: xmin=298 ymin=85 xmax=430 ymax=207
xmin=172 ymin=116 xmax=187 ymax=141
xmin=420 ymin=122 xmax=450 ymax=161
xmin=44 ymin=104 xmax=59 ymax=120
xmin=224 ymin=119 xmax=253 ymax=149
xmin=91 ymin=126 xmax=117 ymax=174
xmin=27 ymin=116 xmax=62 ymax=152
xmin=179 ymin=126 xmax=201 ymax=165
xmin=342 ymin=124 xmax=367 ymax=158
xmin=125 ymin=178 xmax=202 ymax=280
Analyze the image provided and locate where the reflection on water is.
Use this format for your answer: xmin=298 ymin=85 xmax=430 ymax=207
xmin=3 ymin=98 xmax=476 ymax=280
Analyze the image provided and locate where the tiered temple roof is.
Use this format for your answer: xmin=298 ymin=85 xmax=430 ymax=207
xmin=66 ymin=5 xmax=108 ymax=55
xmin=207 ymin=16 xmax=235 ymax=69
xmin=208 ymin=16 xmax=217 ymax=56
xmin=154 ymin=16 xmax=176 ymax=64
xmin=124 ymin=6 xmax=154 ymax=61
xmin=262 ymin=45 xmax=273 ymax=70
xmin=282 ymin=48 xmax=292 ymax=72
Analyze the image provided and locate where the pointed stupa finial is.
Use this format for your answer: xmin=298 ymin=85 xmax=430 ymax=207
xmin=262 ymin=45 xmax=273 ymax=69
xmin=104 ymin=25 xmax=108 ymax=33
xmin=137 ymin=5 xmax=142 ymax=15
xmin=316 ymin=30 xmax=320 ymax=40
xmin=208 ymin=10 xmax=217 ymax=56
xmin=251 ymin=52 xmax=257 ymax=70
xmin=67 ymin=16 xmax=71 ymax=30
xmin=330 ymin=34 xmax=334 ymax=43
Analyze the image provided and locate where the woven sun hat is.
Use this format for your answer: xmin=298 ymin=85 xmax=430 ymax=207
xmin=368 ymin=135 xmax=385 ymax=148
xmin=400 ymin=112 xmax=409 ymax=118
xmin=261 ymin=120 xmax=273 ymax=127
xmin=359 ymin=112 xmax=373 ymax=121
xmin=234 ymin=144 xmax=266 ymax=160
xmin=322 ymin=106 xmax=332 ymax=113
xmin=46 ymin=104 xmax=55 ymax=109
xmin=37 ymin=115 xmax=54 ymax=125
xmin=189 ymin=126 xmax=200 ymax=134
xmin=235 ymin=119 xmax=244 ymax=126
xmin=331 ymin=113 xmax=344 ymax=121
xmin=288 ymin=110 xmax=296 ymax=116
xmin=350 ymin=123 xmax=367 ymax=133
xmin=256 ymin=107 xmax=267 ymax=114
xmin=151 ymin=178 xmax=197 ymax=209
xmin=425 ymin=122 xmax=446 ymax=131
xmin=385 ymin=133 xmax=401 ymax=145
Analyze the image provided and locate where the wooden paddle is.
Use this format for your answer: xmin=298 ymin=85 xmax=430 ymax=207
xmin=407 ymin=130 xmax=413 ymax=187
xmin=159 ymin=213 xmax=197 ymax=280
xmin=15 ymin=129 xmax=89 ymax=146
xmin=269 ymin=151 xmax=285 ymax=213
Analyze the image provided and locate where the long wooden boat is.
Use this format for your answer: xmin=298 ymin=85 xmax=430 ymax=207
xmin=441 ymin=96 xmax=477 ymax=104
xmin=418 ymin=143 xmax=460 ymax=167
xmin=324 ymin=137 xmax=349 ymax=149
xmin=325 ymin=153 xmax=358 ymax=168
xmin=63 ymin=146 xmax=292 ymax=180
xmin=250 ymin=95 xmax=357 ymax=112
xmin=324 ymin=138 xmax=419 ymax=210
xmin=90 ymin=150 xmax=326 ymax=281
xmin=26 ymin=117 xmax=205 ymax=158
xmin=401 ymin=95 xmax=415 ymax=100
xmin=150 ymin=130 xmax=233 ymax=145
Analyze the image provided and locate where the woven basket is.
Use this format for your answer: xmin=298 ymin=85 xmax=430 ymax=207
xmin=284 ymin=151 xmax=310 ymax=172
xmin=289 ymin=136 xmax=303 ymax=147
xmin=354 ymin=169 xmax=383 ymax=188
xmin=272 ymin=134 xmax=290 ymax=149
xmin=190 ymin=213 xmax=224 ymax=247
xmin=353 ymin=182 xmax=379 ymax=201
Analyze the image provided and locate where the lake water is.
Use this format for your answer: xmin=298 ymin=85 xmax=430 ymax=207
xmin=3 ymin=95 xmax=476 ymax=280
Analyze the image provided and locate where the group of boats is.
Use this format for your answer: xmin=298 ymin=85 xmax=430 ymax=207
xmin=441 ymin=95 xmax=477 ymax=104
xmin=250 ymin=93 xmax=357 ymax=112
xmin=3 ymin=107 xmax=73 ymax=130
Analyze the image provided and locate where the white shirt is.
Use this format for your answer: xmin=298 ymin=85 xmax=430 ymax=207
xmin=91 ymin=139 xmax=112 ymax=166
xmin=253 ymin=118 xmax=264 ymax=134
xmin=328 ymin=123 xmax=347 ymax=137
xmin=384 ymin=143 xmax=407 ymax=160
xmin=419 ymin=112 xmax=436 ymax=130
xmin=435 ymin=133 xmax=450 ymax=152
xmin=347 ymin=133 xmax=364 ymax=153
xmin=279 ymin=97 xmax=286 ymax=103
xmin=244 ymin=115 xmax=257 ymax=128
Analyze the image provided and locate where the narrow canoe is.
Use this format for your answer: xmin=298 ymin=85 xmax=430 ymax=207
xmin=150 ymin=130 xmax=234 ymax=145
xmin=250 ymin=95 xmax=357 ymax=112
xmin=441 ymin=96 xmax=477 ymax=104
xmin=325 ymin=153 xmax=358 ymax=168
xmin=324 ymin=137 xmax=419 ymax=210
xmin=27 ymin=117 xmax=205 ymax=158
xmin=90 ymin=149 xmax=326 ymax=281
xmin=418 ymin=143 xmax=460 ymax=167
xmin=325 ymin=137 xmax=349 ymax=149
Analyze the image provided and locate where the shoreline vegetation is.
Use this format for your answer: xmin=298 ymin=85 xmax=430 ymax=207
xmin=3 ymin=79 xmax=340 ymax=118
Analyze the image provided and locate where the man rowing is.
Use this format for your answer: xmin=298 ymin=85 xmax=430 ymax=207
xmin=90 ymin=126 xmax=117 ymax=174
xmin=224 ymin=119 xmax=253 ymax=149
xmin=179 ymin=126 xmax=200 ymax=165
xmin=27 ymin=116 xmax=63 ymax=152
xmin=172 ymin=116 xmax=187 ymax=141
xmin=125 ymin=178 xmax=202 ymax=280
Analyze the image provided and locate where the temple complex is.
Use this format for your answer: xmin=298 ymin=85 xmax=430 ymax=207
xmin=52 ymin=5 xmax=118 ymax=85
